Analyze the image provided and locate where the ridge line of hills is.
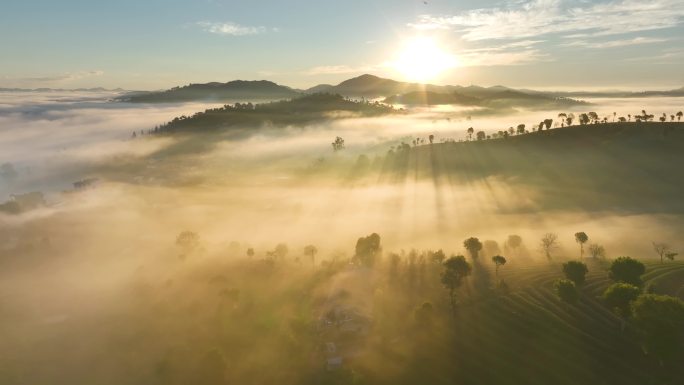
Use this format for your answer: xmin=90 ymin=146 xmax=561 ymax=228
xmin=113 ymin=74 xmax=684 ymax=105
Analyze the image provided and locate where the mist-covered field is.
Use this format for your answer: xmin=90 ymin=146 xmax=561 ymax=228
xmin=1 ymin=91 xmax=683 ymax=385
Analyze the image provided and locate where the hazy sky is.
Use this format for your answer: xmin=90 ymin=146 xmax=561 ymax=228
xmin=1 ymin=0 xmax=683 ymax=90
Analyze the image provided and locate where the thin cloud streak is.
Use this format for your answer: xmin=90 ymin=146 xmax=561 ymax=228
xmin=197 ymin=21 xmax=270 ymax=36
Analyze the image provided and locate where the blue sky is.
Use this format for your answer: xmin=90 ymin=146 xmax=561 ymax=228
xmin=1 ymin=0 xmax=683 ymax=90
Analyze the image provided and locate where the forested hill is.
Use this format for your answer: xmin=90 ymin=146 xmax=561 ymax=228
xmin=117 ymin=80 xmax=300 ymax=103
xmin=394 ymin=122 xmax=684 ymax=213
xmin=153 ymin=93 xmax=398 ymax=133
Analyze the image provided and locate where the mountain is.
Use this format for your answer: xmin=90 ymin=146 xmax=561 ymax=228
xmin=305 ymin=84 xmax=335 ymax=94
xmin=383 ymin=91 xmax=482 ymax=106
xmin=118 ymin=80 xmax=300 ymax=103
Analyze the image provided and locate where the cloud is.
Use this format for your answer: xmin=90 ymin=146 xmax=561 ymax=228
xmin=564 ymin=36 xmax=669 ymax=48
xmin=409 ymin=0 xmax=684 ymax=41
xmin=197 ymin=21 xmax=270 ymax=36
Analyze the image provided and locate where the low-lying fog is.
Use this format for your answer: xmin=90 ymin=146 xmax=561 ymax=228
xmin=0 ymin=91 xmax=682 ymax=383
xmin=2 ymin=91 xmax=682 ymax=253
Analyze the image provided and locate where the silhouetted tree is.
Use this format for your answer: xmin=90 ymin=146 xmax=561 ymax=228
xmin=354 ymin=233 xmax=382 ymax=267
xmin=304 ymin=244 xmax=318 ymax=266
xmin=544 ymin=119 xmax=553 ymax=129
xmin=176 ymin=231 xmax=200 ymax=260
xmin=631 ymin=294 xmax=684 ymax=365
xmin=554 ymin=279 xmax=578 ymax=304
xmin=540 ymin=233 xmax=559 ymax=259
xmin=506 ymin=235 xmax=522 ymax=255
xmin=579 ymin=113 xmax=590 ymax=125
xmin=492 ymin=255 xmax=507 ymax=277
xmin=246 ymin=247 xmax=255 ymax=258
xmin=575 ymin=232 xmax=589 ymax=258
xmin=562 ymin=260 xmax=589 ymax=285
xmin=463 ymin=237 xmax=483 ymax=260
xmin=331 ymin=136 xmax=345 ymax=152
xmin=270 ymin=243 xmax=289 ymax=260
xmin=652 ymin=242 xmax=677 ymax=264
xmin=430 ymin=249 xmax=446 ymax=264
xmin=588 ymin=243 xmax=606 ymax=259
xmin=610 ymin=257 xmax=646 ymax=286
xmin=476 ymin=131 xmax=486 ymax=141
xmin=441 ymin=255 xmax=472 ymax=313
xmin=603 ymin=283 xmax=641 ymax=318
xmin=429 ymin=134 xmax=434 ymax=144
xmin=558 ymin=113 xmax=567 ymax=127
xmin=588 ymin=112 xmax=599 ymax=123
xmin=483 ymin=240 xmax=501 ymax=258
xmin=467 ymin=127 xmax=474 ymax=141
xmin=677 ymin=111 xmax=683 ymax=121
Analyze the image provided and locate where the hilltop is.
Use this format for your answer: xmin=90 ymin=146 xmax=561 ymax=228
xmin=388 ymin=122 xmax=684 ymax=213
xmin=114 ymin=74 xmax=588 ymax=108
xmin=118 ymin=80 xmax=299 ymax=103
xmin=153 ymin=93 xmax=398 ymax=134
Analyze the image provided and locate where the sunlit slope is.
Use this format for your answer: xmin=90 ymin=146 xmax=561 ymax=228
xmin=401 ymin=122 xmax=684 ymax=213
xmin=368 ymin=260 xmax=684 ymax=385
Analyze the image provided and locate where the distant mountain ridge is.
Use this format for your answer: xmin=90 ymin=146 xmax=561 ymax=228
xmin=118 ymin=80 xmax=299 ymax=102
xmin=0 ymin=87 xmax=126 ymax=92
xmin=111 ymin=73 xmax=683 ymax=104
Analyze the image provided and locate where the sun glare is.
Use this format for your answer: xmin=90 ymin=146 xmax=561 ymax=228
xmin=393 ymin=37 xmax=458 ymax=83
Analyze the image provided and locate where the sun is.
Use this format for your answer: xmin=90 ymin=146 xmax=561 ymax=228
xmin=393 ymin=37 xmax=458 ymax=83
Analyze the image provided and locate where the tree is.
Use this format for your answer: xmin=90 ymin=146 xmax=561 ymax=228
xmin=574 ymin=232 xmax=589 ymax=258
xmin=246 ymin=247 xmax=255 ymax=258
xmin=331 ymin=136 xmax=345 ymax=151
xmin=588 ymin=112 xmax=599 ymax=123
xmin=491 ymin=255 xmax=507 ymax=277
xmin=579 ymin=113 xmax=590 ymax=125
xmin=354 ymin=233 xmax=382 ymax=267
xmin=677 ymin=111 xmax=683 ymax=121
xmin=506 ymin=234 xmax=522 ymax=254
xmin=441 ymin=255 xmax=472 ymax=313
xmin=304 ymin=244 xmax=318 ymax=266
xmin=429 ymin=134 xmax=434 ymax=144
xmin=558 ymin=112 xmax=567 ymax=126
xmin=516 ymin=124 xmax=525 ymax=134
xmin=603 ymin=283 xmax=641 ymax=318
xmin=652 ymin=242 xmax=677 ymax=264
xmin=631 ymin=294 xmax=684 ymax=364
xmin=562 ymin=260 xmax=589 ymax=285
xmin=463 ymin=237 xmax=483 ymax=259
xmin=588 ymin=243 xmax=606 ymax=259
xmin=483 ymin=240 xmax=501 ymax=258
xmin=272 ymin=243 xmax=289 ymax=260
xmin=544 ymin=119 xmax=553 ymax=129
xmin=467 ymin=127 xmax=474 ymax=141
xmin=610 ymin=256 xmax=646 ymax=286
xmin=476 ymin=131 xmax=486 ymax=141
xmin=176 ymin=231 xmax=200 ymax=260
xmin=540 ymin=233 xmax=559 ymax=259
xmin=430 ymin=249 xmax=446 ymax=264
xmin=554 ymin=279 xmax=578 ymax=304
